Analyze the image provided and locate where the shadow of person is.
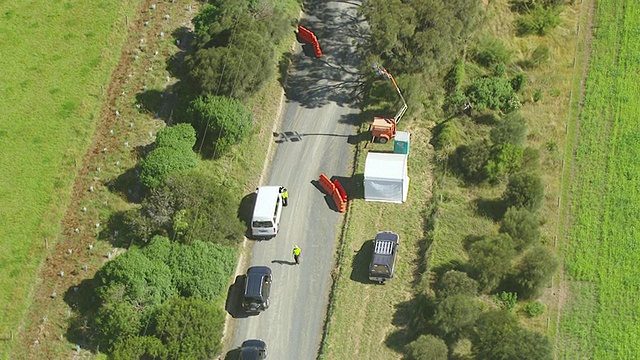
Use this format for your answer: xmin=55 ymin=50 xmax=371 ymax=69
xmin=271 ymin=259 xmax=296 ymax=266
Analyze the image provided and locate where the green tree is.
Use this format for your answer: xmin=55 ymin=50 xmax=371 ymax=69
xmin=500 ymin=206 xmax=540 ymax=251
xmin=472 ymin=310 xmax=552 ymax=360
xmin=405 ymin=334 xmax=448 ymax=360
xmin=432 ymin=295 xmax=483 ymax=339
xmin=437 ymin=270 xmax=479 ymax=298
xmin=154 ymin=123 xmax=197 ymax=150
xmin=485 ymin=143 xmax=524 ymax=182
xmin=513 ymin=246 xmax=559 ymax=299
xmin=473 ymin=35 xmax=512 ymax=68
xmin=111 ymin=336 xmax=167 ymax=360
xmin=95 ymin=250 xmax=176 ymax=308
xmin=153 ymin=297 xmax=226 ymax=360
xmin=467 ymin=76 xmax=521 ymax=113
xmin=455 ymin=140 xmax=492 ymax=182
xmin=168 ymin=240 xmax=237 ymax=300
xmin=187 ymin=95 xmax=253 ymax=157
xmin=516 ymin=5 xmax=562 ymax=36
xmin=93 ymin=297 xmax=145 ymax=353
xmin=128 ymin=173 xmax=245 ymax=245
xmin=490 ymin=112 xmax=528 ymax=146
xmin=503 ymin=172 xmax=544 ymax=211
xmin=468 ymin=234 xmax=516 ymax=293
xmin=140 ymin=146 xmax=198 ymax=188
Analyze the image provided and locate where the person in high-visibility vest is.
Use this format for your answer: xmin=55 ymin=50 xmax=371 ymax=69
xmin=280 ymin=186 xmax=289 ymax=206
xmin=292 ymin=245 xmax=301 ymax=265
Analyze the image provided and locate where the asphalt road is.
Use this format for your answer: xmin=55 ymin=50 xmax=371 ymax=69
xmin=229 ymin=1 xmax=365 ymax=359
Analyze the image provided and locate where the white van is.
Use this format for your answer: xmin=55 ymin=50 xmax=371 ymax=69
xmin=251 ymin=186 xmax=283 ymax=239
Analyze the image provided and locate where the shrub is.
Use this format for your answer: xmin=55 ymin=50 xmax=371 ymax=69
xmin=111 ymin=336 xmax=168 ymax=360
xmin=513 ymin=246 xmax=559 ymax=299
xmin=432 ymin=119 xmax=464 ymax=150
xmin=530 ymin=45 xmax=551 ymax=68
xmin=500 ymin=206 xmax=540 ymax=251
xmin=94 ymin=299 xmax=146 ymax=353
xmin=154 ymin=123 xmax=197 ymax=150
xmin=153 ymin=297 xmax=226 ymax=359
xmin=511 ymin=73 xmax=526 ymax=92
xmin=444 ymin=58 xmax=466 ymax=92
xmin=523 ymin=301 xmax=545 ymax=317
xmin=140 ymin=146 xmax=198 ymax=188
xmin=503 ymin=172 xmax=544 ymax=211
xmin=187 ymin=95 xmax=253 ymax=158
xmin=485 ymin=143 xmax=524 ymax=182
xmin=473 ymin=310 xmax=553 ymax=360
xmin=432 ymin=295 xmax=483 ymax=339
xmin=167 ymin=240 xmax=237 ymax=300
xmin=437 ymin=270 xmax=479 ymax=298
xmin=493 ymin=291 xmax=518 ymax=312
xmin=534 ymin=88 xmax=543 ymax=102
xmin=467 ymin=76 xmax=520 ymax=113
xmin=468 ymin=234 xmax=516 ymax=293
xmin=490 ymin=112 xmax=528 ymax=146
xmin=455 ymin=140 xmax=492 ymax=182
xmin=405 ymin=334 xmax=448 ymax=360
xmin=516 ymin=5 xmax=562 ymax=36
xmin=128 ymin=173 xmax=245 ymax=245
xmin=493 ymin=62 xmax=506 ymax=77
xmin=473 ymin=35 xmax=512 ymax=68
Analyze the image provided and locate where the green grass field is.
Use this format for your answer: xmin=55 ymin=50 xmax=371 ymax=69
xmin=0 ymin=1 xmax=139 ymax=355
xmin=559 ymin=0 xmax=640 ymax=357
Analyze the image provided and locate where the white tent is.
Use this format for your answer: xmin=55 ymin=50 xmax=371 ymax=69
xmin=364 ymin=152 xmax=410 ymax=203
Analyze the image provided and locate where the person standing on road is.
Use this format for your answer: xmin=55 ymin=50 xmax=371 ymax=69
xmin=280 ymin=186 xmax=289 ymax=206
xmin=293 ymin=245 xmax=301 ymax=265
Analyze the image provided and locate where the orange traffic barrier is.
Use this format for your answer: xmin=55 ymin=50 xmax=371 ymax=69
xmin=298 ymin=25 xmax=323 ymax=58
xmin=332 ymin=187 xmax=346 ymax=212
xmin=319 ymin=173 xmax=335 ymax=195
xmin=333 ymin=179 xmax=347 ymax=202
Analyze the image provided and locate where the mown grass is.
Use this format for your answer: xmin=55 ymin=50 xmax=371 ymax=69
xmin=558 ymin=0 xmax=640 ymax=357
xmin=0 ymin=1 xmax=139 ymax=356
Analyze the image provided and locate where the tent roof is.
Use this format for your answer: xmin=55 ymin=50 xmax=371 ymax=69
xmin=364 ymin=152 xmax=406 ymax=180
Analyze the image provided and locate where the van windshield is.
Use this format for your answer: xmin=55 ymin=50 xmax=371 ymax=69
xmin=253 ymin=221 xmax=273 ymax=228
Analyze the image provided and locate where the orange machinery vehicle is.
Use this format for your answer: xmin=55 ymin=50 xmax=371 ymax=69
xmin=370 ymin=64 xmax=407 ymax=144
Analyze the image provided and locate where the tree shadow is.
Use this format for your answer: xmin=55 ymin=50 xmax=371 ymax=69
xmin=225 ymin=275 xmax=249 ymax=319
xmin=385 ymin=293 xmax=437 ymax=354
xmin=64 ymin=278 xmax=99 ymax=351
xmin=475 ymin=197 xmax=507 ymax=221
xmin=98 ymin=210 xmax=133 ymax=248
xmin=349 ymin=239 xmax=374 ymax=283
xmin=105 ymin=166 xmax=144 ymax=204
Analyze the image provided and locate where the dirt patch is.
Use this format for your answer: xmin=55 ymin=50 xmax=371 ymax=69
xmin=15 ymin=1 xmax=201 ymax=358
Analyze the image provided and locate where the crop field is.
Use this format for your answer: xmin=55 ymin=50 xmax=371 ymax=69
xmin=559 ymin=0 xmax=640 ymax=358
xmin=0 ymin=0 xmax=139 ymax=355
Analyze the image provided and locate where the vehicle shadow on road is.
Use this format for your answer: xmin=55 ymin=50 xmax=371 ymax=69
xmin=223 ymin=349 xmax=241 ymax=360
xmin=349 ymin=240 xmax=374 ymax=284
xmin=225 ymin=275 xmax=250 ymax=319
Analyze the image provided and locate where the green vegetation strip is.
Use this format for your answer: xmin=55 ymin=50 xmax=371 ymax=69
xmin=0 ymin=0 xmax=139 ymax=351
xmin=560 ymin=0 xmax=640 ymax=357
